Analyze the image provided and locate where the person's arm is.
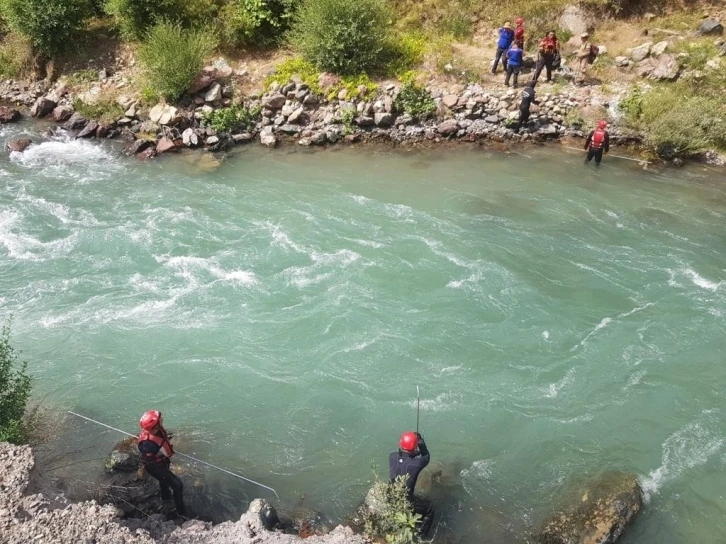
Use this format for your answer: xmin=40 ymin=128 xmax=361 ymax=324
xmin=604 ymin=132 xmax=610 ymax=153
xmin=416 ymin=433 xmax=430 ymax=462
xmin=585 ymin=131 xmax=593 ymax=150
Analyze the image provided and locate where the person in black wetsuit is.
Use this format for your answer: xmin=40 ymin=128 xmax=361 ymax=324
xmin=584 ymin=120 xmax=610 ymax=165
xmin=517 ymin=81 xmax=538 ymax=130
xmin=389 ymin=431 xmax=434 ymax=536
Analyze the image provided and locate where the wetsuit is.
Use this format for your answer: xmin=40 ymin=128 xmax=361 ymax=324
xmin=389 ymin=434 xmax=434 ymax=536
xmin=518 ymin=85 xmax=537 ymax=128
xmin=492 ymin=27 xmax=515 ymax=74
xmin=138 ymin=426 xmax=186 ymax=516
xmin=584 ymin=128 xmax=610 ymax=165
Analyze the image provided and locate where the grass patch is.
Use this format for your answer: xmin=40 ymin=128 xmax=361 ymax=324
xmin=264 ymin=57 xmax=323 ymax=95
xmin=65 ymin=69 xmax=98 ymax=87
xmin=72 ymin=89 xmax=124 ymax=123
xmin=385 ymin=31 xmax=427 ymax=78
xmin=0 ymin=33 xmax=36 ymax=79
xmin=671 ymin=39 xmax=720 ymax=70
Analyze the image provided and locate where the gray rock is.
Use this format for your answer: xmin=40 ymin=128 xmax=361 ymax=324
xmin=615 ymin=56 xmax=630 ymax=67
xmin=232 ymin=132 xmax=253 ymax=144
xmin=126 ymin=139 xmax=154 ymax=156
xmin=443 ymin=94 xmax=459 ymax=109
xmin=278 ymin=124 xmax=301 ymax=135
xmin=104 ymin=438 xmax=139 ymax=473
xmin=148 ymin=103 xmax=180 ymax=126
xmin=188 ymin=72 xmax=215 ymax=94
xmin=182 ymin=128 xmax=200 ymax=147
xmin=437 ymin=119 xmax=459 ymax=135
xmin=298 ymin=138 xmax=311 ymax=146
xmin=6 ymin=137 xmax=32 ymax=153
xmin=288 ymin=107 xmax=305 ymax=124
xmin=537 ymin=472 xmax=643 ymax=544
xmin=650 ymin=53 xmax=680 ymax=80
xmin=356 ymin=116 xmax=375 ymax=128
xmin=262 ymin=93 xmax=286 ymax=109
xmin=295 ymin=88 xmax=309 ymax=102
xmin=698 ymin=18 xmax=723 ymax=36
xmin=303 ymin=94 xmax=319 ymax=106
xmin=205 ymin=135 xmax=220 ymax=146
xmin=630 ymin=42 xmax=652 ymax=62
xmin=559 ymin=4 xmax=590 ymax=36
xmin=539 ymin=124 xmax=558 ymax=136
xmin=76 ymin=121 xmax=99 ymax=138
xmin=310 ymin=131 xmax=327 ymax=145
xmin=374 ymin=112 xmax=394 ymax=128
xmin=205 ymin=82 xmax=222 ymax=103
xmin=63 ymin=112 xmax=87 ymax=131
xmin=651 ymin=41 xmax=668 ymax=57
xmin=30 ymin=96 xmax=57 ymax=118
xmin=485 ymin=115 xmax=500 ymax=124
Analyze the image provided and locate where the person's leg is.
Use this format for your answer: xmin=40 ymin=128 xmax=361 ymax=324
xmin=533 ymin=57 xmax=544 ymax=82
xmin=502 ymin=51 xmax=509 ymax=72
xmin=585 ymin=148 xmax=595 ymax=162
xmin=412 ymin=498 xmax=435 ymax=537
xmin=147 ymin=464 xmax=186 ymax=515
xmin=545 ymin=56 xmax=553 ymax=82
xmin=513 ymin=67 xmax=520 ymax=87
xmin=166 ymin=470 xmax=186 ymax=515
xmin=492 ymin=48 xmax=503 ymax=73
xmin=594 ymin=149 xmax=603 ymax=165
xmin=505 ymin=66 xmax=512 ymax=86
xmin=520 ymin=109 xmax=530 ymax=126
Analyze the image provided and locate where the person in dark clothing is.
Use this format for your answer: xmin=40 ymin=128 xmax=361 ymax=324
xmin=532 ymin=30 xmax=559 ymax=83
xmin=389 ymin=431 xmax=434 ymax=536
xmin=505 ymin=42 xmax=524 ymax=87
xmin=584 ymin=120 xmax=610 ymax=165
xmin=138 ymin=410 xmax=187 ymax=517
xmin=491 ymin=22 xmax=515 ymax=74
xmin=517 ymin=81 xmax=538 ymax=130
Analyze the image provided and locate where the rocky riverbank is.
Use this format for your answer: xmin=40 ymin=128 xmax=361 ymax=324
xmin=0 ymin=69 xmax=649 ymax=162
xmin=0 ymin=442 xmax=367 ymax=544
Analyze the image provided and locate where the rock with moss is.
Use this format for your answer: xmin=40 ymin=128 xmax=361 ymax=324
xmin=537 ymin=472 xmax=643 ymax=544
xmin=105 ymin=437 xmax=140 ymax=473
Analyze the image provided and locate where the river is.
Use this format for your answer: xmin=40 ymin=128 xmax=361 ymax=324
xmin=2 ymin=124 xmax=726 ymax=543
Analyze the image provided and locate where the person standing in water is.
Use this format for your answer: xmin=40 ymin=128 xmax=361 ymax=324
xmin=138 ymin=410 xmax=187 ymax=517
xmin=389 ymin=431 xmax=434 ymax=536
xmin=584 ymin=120 xmax=610 ymax=165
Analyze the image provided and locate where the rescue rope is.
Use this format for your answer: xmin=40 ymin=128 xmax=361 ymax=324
xmin=67 ymin=411 xmax=280 ymax=499
xmin=561 ymin=145 xmax=652 ymax=164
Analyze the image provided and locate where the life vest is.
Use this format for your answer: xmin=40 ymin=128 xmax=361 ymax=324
xmin=138 ymin=429 xmax=172 ymax=465
xmin=541 ymin=37 xmax=557 ymax=54
xmin=591 ymin=129 xmax=606 ymax=149
xmin=515 ymin=26 xmax=525 ymax=46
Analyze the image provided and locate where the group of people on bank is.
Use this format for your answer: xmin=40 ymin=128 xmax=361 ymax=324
xmin=137 ymin=410 xmax=436 ymax=535
xmin=491 ymin=19 xmax=597 ymax=88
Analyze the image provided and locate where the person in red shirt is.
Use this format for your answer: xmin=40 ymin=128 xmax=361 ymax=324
xmin=532 ymin=30 xmax=559 ymax=83
xmin=514 ymin=17 xmax=525 ymax=49
xmin=138 ymin=410 xmax=186 ymax=517
xmin=584 ymin=120 xmax=610 ymax=165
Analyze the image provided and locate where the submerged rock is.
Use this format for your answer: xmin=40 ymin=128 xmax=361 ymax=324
xmin=538 ymin=472 xmax=643 ymax=544
xmin=0 ymin=106 xmax=21 ymax=124
xmin=6 ymin=138 xmax=33 ymax=153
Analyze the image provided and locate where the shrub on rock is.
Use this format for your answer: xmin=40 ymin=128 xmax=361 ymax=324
xmin=0 ymin=324 xmax=31 ymax=444
xmin=138 ymin=21 xmax=216 ymax=101
xmin=290 ymin=0 xmax=388 ymax=74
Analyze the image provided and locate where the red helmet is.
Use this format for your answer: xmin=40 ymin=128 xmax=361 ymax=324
xmin=516 ymin=17 xmax=524 ymax=25
xmin=598 ymin=120 xmax=607 ymax=129
xmin=399 ymin=431 xmax=419 ymax=452
xmin=140 ymin=410 xmax=161 ymax=430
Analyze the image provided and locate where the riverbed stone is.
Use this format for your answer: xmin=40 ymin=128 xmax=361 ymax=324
xmin=0 ymin=106 xmax=21 ymax=123
xmin=538 ymin=472 xmax=643 ymax=544
xmin=156 ymin=137 xmax=178 ymax=154
xmin=6 ymin=137 xmax=32 ymax=153
xmin=51 ymin=106 xmax=73 ymax=123
xmin=182 ymin=127 xmax=200 ymax=147
xmin=62 ymin=112 xmax=88 ymax=130
xmin=204 ymin=82 xmax=222 ymax=103
xmin=77 ymin=120 xmax=99 ymax=138
xmin=30 ymin=96 xmax=57 ymax=118
xmin=105 ymin=438 xmax=140 ymax=473
xmin=148 ymin=103 xmax=180 ymax=126
xmin=437 ymin=119 xmax=459 ymax=135
xmin=374 ymin=112 xmax=394 ymax=128
xmin=262 ymin=93 xmax=286 ymax=109
xmin=260 ymin=126 xmax=277 ymax=147
xmin=443 ymin=94 xmax=459 ymax=109
xmin=288 ymin=106 xmax=305 ymax=124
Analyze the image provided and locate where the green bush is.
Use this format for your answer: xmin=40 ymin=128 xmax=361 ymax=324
xmin=0 ymin=33 xmax=36 ymax=78
xmin=394 ymin=80 xmax=436 ymax=120
xmin=0 ymin=0 xmax=93 ymax=56
xmin=218 ymin=0 xmax=296 ymax=47
xmin=362 ymin=475 xmax=420 ymax=544
xmin=618 ymin=85 xmax=643 ymax=122
xmin=638 ymin=84 xmax=726 ymax=157
xmin=202 ymin=103 xmax=260 ymax=133
xmin=290 ymin=0 xmax=389 ymax=74
xmin=138 ymin=21 xmax=216 ymax=101
xmin=104 ymin=0 xmax=220 ymax=40
xmin=385 ymin=32 xmax=426 ymax=78
xmin=0 ymin=323 xmax=32 ymax=445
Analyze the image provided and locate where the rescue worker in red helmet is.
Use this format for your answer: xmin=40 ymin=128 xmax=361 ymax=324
xmin=389 ymin=431 xmax=434 ymax=536
xmin=584 ymin=120 xmax=610 ymax=165
xmin=138 ymin=410 xmax=186 ymax=517
xmin=514 ymin=17 xmax=525 ymax=49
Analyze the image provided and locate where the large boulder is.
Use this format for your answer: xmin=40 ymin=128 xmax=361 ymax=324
xmin=260 ymin=126 xmax=277 ymax=147
xmin=559 ymin=5 xmax=591 ymax=36
xmin=374 ymin=112 xmax=394 ymax=128
xmin=6 ymin=138 xmax=32 ymax=153
xmin=650 ymin=53 xmax=680 ymax=80
xmin=148 ymin=103 xmax=180 ymax=126
xmin=188 ymin=71 xmax=215 ymax=94
xmin=77 ymin=120 xmax=99 ymax=138
xmin=0 ymin=107 xmax=21 ymax=124
xmin=105 ymin=437 xmax=140 ymax=473
xmin=30 ymin=96 xmax=57 ymax=118
xmin=630 ymin=42 xmax=652 ymax=62
xmin=538 ymin=472 xmax=643 ymax=544
xmin=698 ymin=18 xmax=723 ymax=36
xmin=182 ymin=127 xmax=201 ymax=147
xmin=63 ymin=112 xmax=88 ymax=130
xmin=51 ymin=106 xmax=73 ymax=123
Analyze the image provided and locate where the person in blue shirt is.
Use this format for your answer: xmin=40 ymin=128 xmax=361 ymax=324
xmin=491 ymin=22 xmax=515 ymax=75
xmin=505 ymin=42 xmax=524 ymax=87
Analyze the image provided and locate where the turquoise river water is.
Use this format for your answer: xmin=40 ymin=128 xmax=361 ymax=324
xmin=2 ymin=123 xmax=726 ymax=543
